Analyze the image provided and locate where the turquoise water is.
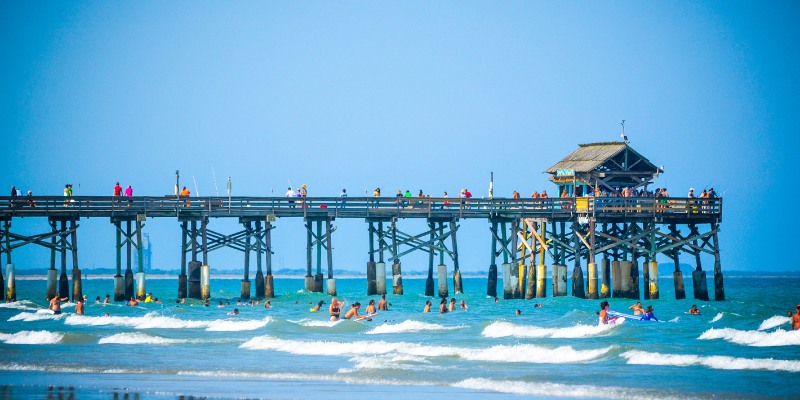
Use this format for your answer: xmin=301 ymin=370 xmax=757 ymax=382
xmin=1 ymin=276 xmax=798 ymax=399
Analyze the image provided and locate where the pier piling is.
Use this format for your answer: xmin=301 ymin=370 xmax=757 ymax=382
xmin=376 ymin=262 xmax=386 ymax=294
xmin=611 ymin=260 xmax=621 ymax=297
xmin=5 ymin=263 xmax=14 ymax=302
xmin=600 ymin=259 xmax=610 ymax=298
xmin=450 ymin=220 xmax=463 ymax=294
xmin=648 ymin=261 xmax=659 ymax=299
xmin=437 ymin=264 xmax=448 ymax=298
xmin=672 ymin=253 xmax=685 ymax=300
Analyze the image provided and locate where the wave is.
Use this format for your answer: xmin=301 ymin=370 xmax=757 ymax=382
xmin=289 ymin=318 xmax=344 ymax=327
xmin=453 ymin=378 xmax=686 ymax=400
xmin=338 ymin=354 xmax=434 ymax=373
xmin=482 ymin=321 xmax=615 ymax=339
xmin=367 ymin=320 xmax=462 ymax=335
xmin=709 ymin=313 xmax=723 ymax=323
xmin=240 ymin=335 xmax=612 ymax=364
xmin=64 ymin=312 xmax=271 ymax=331
xmin=0 ymin=330 xmax=64 ymax=344
xmin=0 ymin=300 xmax=40 ymax=311
xmin=758 ymin=316 xmax=791 ymax=331
xmin=621 ymin=350 xmax=800 ymax=372
xmin=698 ymin=328 xmax=800 ymax=347
xmin=99 ymin=333 xmax=192 ymax=345
xmin=8 ymin=311 xmax=66 ymax=322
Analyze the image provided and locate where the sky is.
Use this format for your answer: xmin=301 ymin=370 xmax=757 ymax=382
xmin=1 ymin=1 xmax=798 ymax=274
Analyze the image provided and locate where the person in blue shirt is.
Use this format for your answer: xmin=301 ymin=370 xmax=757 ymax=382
xmin=641 ymin=305 xmax=658 ymax=321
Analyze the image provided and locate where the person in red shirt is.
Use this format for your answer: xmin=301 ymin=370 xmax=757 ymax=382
xmin=464 ymin=189 xmax=472 ymax=199
xmin=114 ymin=182 xmax=122 ymax=196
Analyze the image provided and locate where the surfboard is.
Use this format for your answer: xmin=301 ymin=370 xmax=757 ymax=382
xmin=608 ymin=310 xmax=659 ymax=322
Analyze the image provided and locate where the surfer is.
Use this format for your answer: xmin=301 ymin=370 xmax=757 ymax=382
xmin=628 ymin=301 xmax=644 ymax=315
xmin=48 ymin=295 xmax=68 ymax=314
xmin=793 ymin=305 xmax=800 ymax=331
xmin=329 ymin=298 xmax=341 ymax=321
xmin=688 ymin=305 xmax=700 ymax=315
xmin=423 ymin=300 xmax=432 ymax=313
xmin=378 ymin=294 xmax=388 ymax=311
xmin=599 ymin=301 xmax=618 ymax=325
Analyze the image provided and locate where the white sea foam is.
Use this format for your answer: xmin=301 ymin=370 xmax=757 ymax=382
xmin=64 ymin=312 xmax=271 ymax=331
xmin=338 ymin=354 xmax=434 ymax=373
xmin=99 ymin=333 xmax=192 ymax=345
xmin=240 ymin=335 xmax=612 ymax=364
xmin=482 ymin=321 xmax=615 ymax=339
xmin=758 ymin=315 xmax=791 ymax=331
xmin=698 ymin=327 xmax=800 ymax=347
xmin=8 ymin=311 xmax=65 ymax=322
xmin=0 ymin=330 xmax=64 ymax=344
xmin=367 ymin=320 xmax=462 ymax=334
xmin=0 ymin=300 xmax=39 ymax=311
xmin=289 ymin=318 xmax=344 ymax=327
xmin=621 ymin=350 xmax=800 ymax=372
xmin=709 ymin=312 xmax=723 ymax=323
xmin=453 ymin=378 xmax=685 ymax=400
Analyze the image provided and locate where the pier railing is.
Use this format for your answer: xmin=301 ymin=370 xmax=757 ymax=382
xmin=0 ymin=196 xmax=721 ymax=222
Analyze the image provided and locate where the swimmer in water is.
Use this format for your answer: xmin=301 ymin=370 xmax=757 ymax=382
xmin=641 ymin=305 xmax=658 ymax=321
xmin=423 ymin=300 xmax=432 ymax=313
xmin=344 ymin=302 xmax=368 ymax=321
xmin=365 ymin=299 xmax=376 ymax=315
xmin=448 ymin=298 xmax=456 ymax=312
xmin=227 ymin=308 xmax=239 ymax=316
xmin=49 ymin=295 xmax=68 ymax=314
xmin=378 ymin=294 xmax=388 ymax=311
xmin=599 ymin=301 xmax=618 ymax=325
xmin=311 ymin=300 xmax=325 ymax=312
xmin=329 ymin=298 xmax=341 ymax=321
xmin=688 ymin=305 xmax=700 ymax=315
xmin=628 ymin=301 xmax=644 ymax=315
xmin=515 ymin=309 xmax=521 ymax=315
xmin=439 ymin=297 xmax=448 ymax=314
xmin=460 ymin=300 xmax=467 ymax=311
xmin=75 ymin=299 xmax=84 ymax=315
xmin=793 ymin=305 xmax=800 ymax=331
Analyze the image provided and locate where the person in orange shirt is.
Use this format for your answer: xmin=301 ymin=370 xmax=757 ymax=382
xmin=180 ymin=186 xmax=191 ymax=207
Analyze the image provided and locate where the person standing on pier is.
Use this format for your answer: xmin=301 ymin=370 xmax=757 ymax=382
xmin=285 ymin=187 xmax=295 ymax=208
xmin=114 ymin=182 xmax=123 ymax=197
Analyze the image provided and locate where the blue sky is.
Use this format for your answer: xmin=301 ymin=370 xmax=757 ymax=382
xmin=2 ymin=1 xmax=798 ymax=273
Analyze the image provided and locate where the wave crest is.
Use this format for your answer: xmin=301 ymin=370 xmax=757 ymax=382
xmin=758 ymin=316 xmax=791 ymax=331
xmin=367 ymin=320 xmax=461 ymax=335
xmin=698 ymin=327 xmax=800 ymax=347
xmin=621 ymin=350 xmax=800 ymax=372
xmin=482 ymin=321 xmax=615 ymax=339
xmin=0 ymin=330 xmax=63 ymax=344
xmin=64 ymin=312 xmax=271 ymax=331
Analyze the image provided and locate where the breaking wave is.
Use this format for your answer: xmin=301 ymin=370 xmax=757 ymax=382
xmin=64 ymin=312 xmax=271 ymax=331
xmin=367 ymin=320 xmax=462 ymax=334
xmin=698 ymin=328 xmax=800 ymax=347
xmin=0 ymin=330 xmax=64 ymax=344
xmin=482 ymin=321 xmax=616 ymax=339
xmin=758 ymin=316 xmax=791 ymax=331
xmin=621 ymin=350 xmax=800 ymax=372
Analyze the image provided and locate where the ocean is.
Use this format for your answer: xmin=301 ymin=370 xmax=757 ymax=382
xmin=1 ymin=276 xmax=798 ymax=399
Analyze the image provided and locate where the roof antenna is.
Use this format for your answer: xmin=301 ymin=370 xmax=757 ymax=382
xmin=620 ymin=120 xmax=629 ymax=144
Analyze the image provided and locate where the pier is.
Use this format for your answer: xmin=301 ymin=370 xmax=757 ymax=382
xmin=0 ymin=142 xmax=724 ymax=302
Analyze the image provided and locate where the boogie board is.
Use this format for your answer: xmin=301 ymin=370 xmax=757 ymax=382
xmin=608 ymin=310 xmax=659 ymax=322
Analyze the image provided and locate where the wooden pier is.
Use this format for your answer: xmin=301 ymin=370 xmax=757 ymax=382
xmin=0 ymin=142 xmax=725 ymax=302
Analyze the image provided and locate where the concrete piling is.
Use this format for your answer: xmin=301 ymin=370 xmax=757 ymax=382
xmin=437 ymin=264 xmax=448 ymax=298
xmin=392 ymin=262 xmax=403 ymax=295
xmin=453 ymin=269 xmax=463 ymax=295
xmin=692 ymin=267 xmax=709 ymax=301
xmin=367 ymin=261 xmax=377 ymax=296
xmin=326 ymin=278 xmax=337 ymax=296
xmin=0 ymin=266 xmax=3 ymax=302
xmin=587 ymin=262 xmax=598 ymax=299
xmin=71 ymin=267 xmax=82 ymax=302
xmin=304 ymin=275 xmax=314 ymax=292
xmin=712 ymin=229 xmax=725 ymax=301
xmin=240 ymin=279 xmax=251 ymax=300
xmin=673 ymin=253 xmax=685 ymax=299
xmin=117 ymin=275 xmax=128 ymax=301
xmin=600 ymin=259 xmax=610 ymax=298
xmin=376 ymin=262 xmax=386 ymax=294
xmin=501 ymin=263 xmax=514 ymax=299
xmin=5 ymin=263 xmax=15 ymax=302
xmin=571 ymin=265 xmax=586 ymax=298
xmin=59 ymin=271 xmax=69 ymax=300
xmin=630 ymin=260 xmax=641 ymax=299
xmin=135 ymin=272 xmax=146 ymax=300
xmin=46 ymin=269 xmax=57 ymax=300
xmin=648 ymin=261 xmax=659 ymax=299
xmin=535 ymin=264 xmax=546 ymax=298
xmin=487 ymin=264 xmax=498 ymax=298
xmin=611 ymin=260 xmax=621 ymax=297
xmin=255 ymin=270 xmax=265 ymax=299
xmin=619 ymin=261 xmax=631 ymax=298
xmin=188 ymin=261 xmax=202 ymax=299
xmin=313 ymin=273 xmax=324 ymax=293
xmin=124 ymin=268 xmax=134 ymax=300
xmin=265 ymin=274 xmax=274 ymax=298
xmin=553 ymin=264 xmax=567 ymax=296
xmin=525 ymin=263 xmax=536 ymax=300
xmin=200 ymin=264 xmax=210 ymax=300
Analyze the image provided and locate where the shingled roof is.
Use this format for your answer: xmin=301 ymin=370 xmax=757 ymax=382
xmin=545 ymin=142 xmax=657 ymax=174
